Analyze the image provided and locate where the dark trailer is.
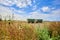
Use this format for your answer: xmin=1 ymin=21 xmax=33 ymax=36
xmin=27 ymin=19 xmax=43 ymax=23
xmin=36 ymin=19 xmax=43 ymax=23
xmin=27 ymin=19 xmax=35 ymax=23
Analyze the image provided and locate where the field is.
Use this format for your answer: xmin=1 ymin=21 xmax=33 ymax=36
xmin=0 ymin=20 xmax=60 ymax=40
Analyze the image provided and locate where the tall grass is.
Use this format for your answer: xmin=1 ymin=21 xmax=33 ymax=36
xmin=35 ymin=25 xmax=51 ymax=40
xmin=0 ymin=21 xmax=37 ymax=40
xmin=0 ymin=21 xmax=60 ymax=40
xmin=35 ymin=22 xmax=60 ymax=40
xmin=48 ymin=22 xmax=60 ymax=40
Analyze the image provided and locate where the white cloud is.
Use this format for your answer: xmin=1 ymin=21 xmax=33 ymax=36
xmin=28 ymin=11 xmax=49 ymax=20
xmin=28 ymin=9 xmax=60 ymax=21
xmin=10 ymin=7 xmax=26 ymax=14
xmin=0 ymin=5 xmax=13 ymax=20
xmin=48 ymin=9 xmax=60 ymax=21
xmin=0 ymin=5 xmax=27 ymax=21
xmin=0 ymin=0 xmax=32 ymax=8
xmin=16 ymin=0 xmax=32 ymax=8
xmin=0 ymin=4 xmax=60 ymax=21
xmin=0 ymin=0 xmax=16 ymax=6
xmin=41 ymin=6 xmax=51 ymax=12
xmin=32 ymin=5 xmax=37 ymax=10
xmin=46 ymin=9 xmax=60 ymax=21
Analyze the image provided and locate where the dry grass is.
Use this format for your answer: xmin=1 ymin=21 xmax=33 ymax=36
xmin=47 ymin=22 xmax=60 ymax=37
xmin=0 ymin=21 xmax=37 ymax=40
xmin=0 ymin=21 xmax=60 ymax=40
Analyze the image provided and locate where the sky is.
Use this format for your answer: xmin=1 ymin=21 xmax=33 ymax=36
xmin=0 ymin=0 xmax=60 ymax=21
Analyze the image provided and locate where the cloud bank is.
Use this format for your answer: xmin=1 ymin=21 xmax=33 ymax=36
xmin=0 ymin=0 xmax=32 ymax=8
xmin=0 ymin=0 xmax=60 ymax=21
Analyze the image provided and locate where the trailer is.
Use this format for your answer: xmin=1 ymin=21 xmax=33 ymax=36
xmin=27 ymin=19 xmax=43 ymax=23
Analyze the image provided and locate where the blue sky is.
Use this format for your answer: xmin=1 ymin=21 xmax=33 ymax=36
xmin=0 ymin=0 xmax=60 ymax=21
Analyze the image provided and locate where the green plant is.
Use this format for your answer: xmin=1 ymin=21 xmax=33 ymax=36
xmin=35 ymin=25 xmax=60 ymax=40
xmin=35 ymin=26 xmax=51 ymax=40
